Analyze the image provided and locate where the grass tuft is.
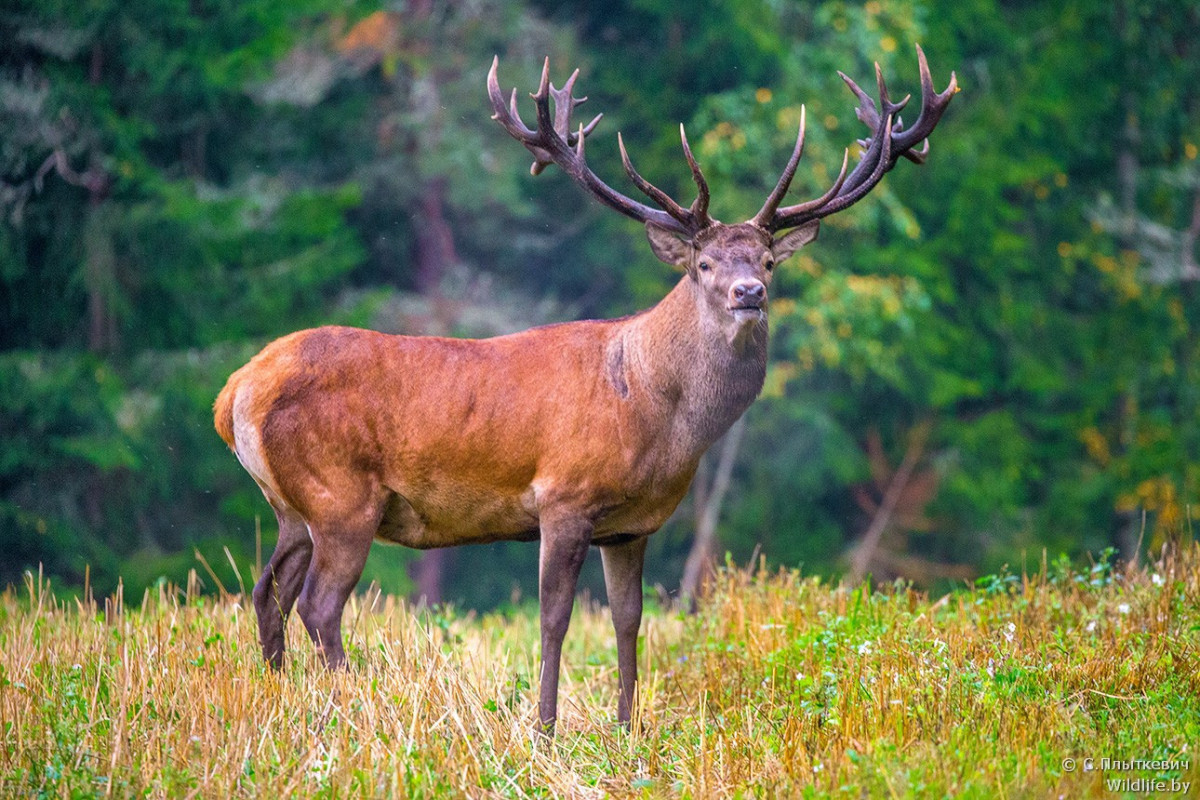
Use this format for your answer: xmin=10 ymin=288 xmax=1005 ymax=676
xmin=2 ymin=545 xmax=1198 ymax=797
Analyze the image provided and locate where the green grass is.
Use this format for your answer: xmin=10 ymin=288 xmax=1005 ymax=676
xmin=1 ymin=546 xmax=1198 ymax=798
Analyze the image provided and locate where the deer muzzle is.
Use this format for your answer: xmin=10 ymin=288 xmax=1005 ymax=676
xmin=729 ymin=280 xmax=767 ymax=312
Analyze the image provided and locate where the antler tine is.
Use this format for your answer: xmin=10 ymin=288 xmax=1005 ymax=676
xmin=751 ymin=105 xmax=806 ymax=228
xmin=679 ymin=124 xmax=711 ymax=225
xmin=754 ymin=46 xmax=955 ymax=232
xmin=617 ymin=133 xmax=693 ymax=224
xmin=890 ymin=44 xmax=957 ymax=153
xmin=488 ymin=57 xmax=553 ymax=175
xmin=526 ymin=58 xmax=596 ymax=174
xmin=772 ymin=118 xmax=894 ymax=231
xmin=550 ymin=68 xmax=580 ymax=140
xmin=840 ymin=70 xmax=879 ymax=130
xmin=530 ymin=59 xmax=587 ymax=176
xmin=901 ymin=138 xmax=930 ymax=165
xmin=533 ymin=57 xmax=551 ymax=100
xmin=488 ymin=56 xmax=698 ymax=235
xmin=531 ymin=63 xmax=557 ymax=137
xmin=574 ymin=122 xmax=586 ymax=157
xmin=809 ymin=112 xmax=894 ymax=218
xmin=833 ymin=69 xmax=888 ymax=198
xmin=560 ymin=66 xmax=581 ymax=98
xmin=770 ymin=148 xmax=850 ymax=230
xmin=876 ymin=62 xmax=911 ymax=118
xmin=838 ymin=63 xmax=908 ymax=197
xmin=579 ymin=113 xmax=603 ymax=138
xmin=507 ymin=89 xmax=525 ymax=129
xmin=488 ymin=57 xmax=534 ymax=136
xmin=558 ymin=68 xmax=604 ymax=142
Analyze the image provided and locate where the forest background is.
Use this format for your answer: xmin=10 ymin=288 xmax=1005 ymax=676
xmin=3 ymin=0 xmax=1198 ymax=609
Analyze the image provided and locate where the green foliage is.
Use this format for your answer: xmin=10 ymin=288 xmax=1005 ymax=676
xmin=669 ymin=0 xmax=1200 ymax=583
xmin=2 ymin=0 xmax=1199 ymax=605
xmin=123 ymin=179 xmax=366 ymax=347
xmin=0 ymin=346 xmax=260 ymax=594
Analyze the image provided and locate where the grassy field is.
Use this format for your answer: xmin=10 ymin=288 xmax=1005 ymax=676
xmin=1 ymin=545 xmax=1198 ymax=798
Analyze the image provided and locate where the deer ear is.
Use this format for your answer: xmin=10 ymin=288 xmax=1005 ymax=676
xmin=645 ymin=222 xmax=692 ymax=267
xmin=771 ymin=221 xmax=820 ymax=263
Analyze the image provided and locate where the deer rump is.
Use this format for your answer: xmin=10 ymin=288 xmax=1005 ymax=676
xmin=215 ymin=323 xmax=698 ymax=552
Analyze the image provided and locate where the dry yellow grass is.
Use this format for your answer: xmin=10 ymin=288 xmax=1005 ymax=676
xmin=2 ymin=545 xmax=1198 ymax=798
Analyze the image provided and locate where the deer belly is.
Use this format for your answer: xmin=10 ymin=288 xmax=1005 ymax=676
xmin=374 ymin=483 xmax=539 ymax=549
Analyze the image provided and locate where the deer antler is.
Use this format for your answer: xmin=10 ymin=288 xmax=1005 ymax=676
xmin=488 ymin=57 xmax=712 ymax=237
xmin=752 ymin=44 xmax=957 ymax=233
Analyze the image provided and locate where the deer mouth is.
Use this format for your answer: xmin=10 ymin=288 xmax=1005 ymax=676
xmin=728 ymin=305 xmax=766 ymax=328
xmin=728 ymin=303 xmax=765 ymax=315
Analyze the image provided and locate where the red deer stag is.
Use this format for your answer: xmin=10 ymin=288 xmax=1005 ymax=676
xmin=214 ymin=47 xmax=955 ymax=732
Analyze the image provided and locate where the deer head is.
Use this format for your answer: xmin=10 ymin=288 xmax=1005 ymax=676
xmin=487 ymin=48 xmax=957 ymax=344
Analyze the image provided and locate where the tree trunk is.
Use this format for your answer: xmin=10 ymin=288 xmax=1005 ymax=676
xmin=1114 ymin=0 xmax=1140 ymax=236
xmin=1112 ymin=0 xmax=1144 ymax=563
xmin=83 ymin=198 xmax=116 ymax=352
xmin=680 ymin=415 xmax=747 ymax=609
xmin=84 ymin=42 xmax=116 ymax=352
xmin=414 ymin=177 xmax=458 ymax=295
xmin=848 ymin=421 xmax=931 ymax=585
xmin=409 ymin=548 xmax=449 ymax=606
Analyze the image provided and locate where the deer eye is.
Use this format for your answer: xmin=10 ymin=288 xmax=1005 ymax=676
xmin=698 ymin=261 xmax=711 ymax=272
xmin=764 ymin=259 xmax=775 ymax=272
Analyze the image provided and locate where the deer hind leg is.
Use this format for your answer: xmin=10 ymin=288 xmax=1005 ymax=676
xmin=252 ymin=503 xmax=314 ymax=670
xmin=600 ymin=535 xmax=648 ymax=728
xmin=536 ymin=510 xmax=593 ymax=734
xmin=295 ymin=500 xmax=383 ymax=669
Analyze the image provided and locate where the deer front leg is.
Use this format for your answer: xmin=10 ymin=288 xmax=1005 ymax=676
xmin=600 ymin=536 xmax=647 ymax=728
xmin=537 ymin=511 xmax=592 ymax=735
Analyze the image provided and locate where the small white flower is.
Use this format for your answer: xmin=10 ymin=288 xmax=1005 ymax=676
xmin=1117 ymin=603 xmax=1130 ymax=615
xmin=1152 ymin=573 xmax=1165 ymax=587
xmin=857 ymin=641 xmax=872 ymax=655
xmin=813 ymin=763 xmax=823 ymax=774
xmin=1086 ymin=620 xmax=1097 ymax=632
xmin=1004 ymin=622 xmax=1016 ymax=642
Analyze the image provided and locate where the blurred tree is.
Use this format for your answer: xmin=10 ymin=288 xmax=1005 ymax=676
xmin=1 ymin=0 xmax=1197 ymax=606
xmin=0 ymin=0 xmax=372 ymax=593
xmin=679 ymin=416 xmax=746 ymax=607
xmin=581 ymin=0 xmax=1200 ymax=588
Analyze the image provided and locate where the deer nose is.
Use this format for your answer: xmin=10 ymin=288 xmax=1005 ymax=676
xmin=731 ymin=280 xmax=766 ymax=308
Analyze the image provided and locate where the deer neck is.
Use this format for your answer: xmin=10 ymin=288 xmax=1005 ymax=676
xmin=621 ymin=276 xmax=767 ymax=453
